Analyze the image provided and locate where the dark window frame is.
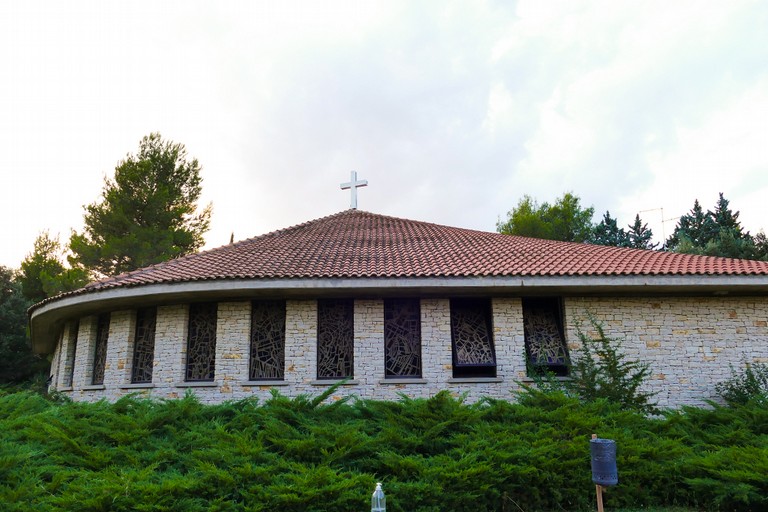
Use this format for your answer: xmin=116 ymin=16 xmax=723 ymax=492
xmin=64 ymin=320 xmax=79 ymax=388
xmin=383 ymin=298 xmax=422 ymax=378
xmin=249 ymin=300 xmax=287 ymax=381
xmin=450 ymin=298 xmax=496 ymax=378
xmin=131 ymin=307 xmax=157 ymax=384
xmin=185 ymin=302 xmax=218 ymax=382
xmin=91 ymin=313 xmax=110 ymax=385
xmin=316 ymin=299 xmax=354 ymax=380
xmin=522 ymin=297 xmax=570 ymax=377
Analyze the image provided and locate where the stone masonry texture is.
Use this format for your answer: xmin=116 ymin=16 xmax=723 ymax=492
xmin=48 ymin=296 xmax=768 ymax=408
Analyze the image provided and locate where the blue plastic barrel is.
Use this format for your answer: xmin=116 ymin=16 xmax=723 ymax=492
xmin=590 ymin=438 xmax=618 ymax=486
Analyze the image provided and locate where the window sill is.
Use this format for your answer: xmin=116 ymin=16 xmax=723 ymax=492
xmin=120 ymin=383 xmax=155 ymax=390
xmin=57 ymin=386 xmax=73 ymax=392
xmin=241 ymin=380 xmax=290 ymax=387
xmin=82 ymin=384 xmax=106 ymax=391
xmin=447 ymin=377 xmax=503 ymax=384
xmin=379 ymin=378 xmax=428 ymax=385
xmin=175 ymin=381 xmax=219 ymax=388
xmin=519 ymin=376 xmax=571 ymax=383
xmin=310 ymin=379 xmax=359 ymax=386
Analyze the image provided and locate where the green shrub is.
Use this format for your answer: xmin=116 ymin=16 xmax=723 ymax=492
xmin=2 ymin=389 xmax=767 ymax=511
xmin=568 ymin=315 xmax=658 ymax=414
xmin=715 ymin=361 xmax=768 ymax=406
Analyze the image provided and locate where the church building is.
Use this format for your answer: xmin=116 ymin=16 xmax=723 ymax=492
xmin=30 ymin=208 xmax=768 ymax=408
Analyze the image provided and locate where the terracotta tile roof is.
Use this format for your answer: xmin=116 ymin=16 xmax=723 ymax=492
xmin=73 ymin=209 xmax=768 ymax=295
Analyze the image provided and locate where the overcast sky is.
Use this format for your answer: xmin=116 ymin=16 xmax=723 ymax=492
xmin=2 ymin=1 xmax=767 ymax=269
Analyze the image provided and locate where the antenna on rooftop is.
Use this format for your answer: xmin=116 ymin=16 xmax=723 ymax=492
xmin=639 ymin=207 xmax=680 ymax=247
xmin=340 ymin=170 xmax=368 ymax=210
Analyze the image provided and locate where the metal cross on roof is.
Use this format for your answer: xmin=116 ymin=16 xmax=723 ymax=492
xmin=340 ymin=170 xmax=368 ymax=209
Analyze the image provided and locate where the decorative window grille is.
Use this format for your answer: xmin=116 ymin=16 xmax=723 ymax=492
xmin=185 ymin=303 xmax=217 ymax=382
xmin=384 ymin=298 xmax=422 ymax=378
xmin=92 ymin=314 xmax=110 ymax=385
xmin=450 ymin=299 xmax=496 ymax=378
xmin=317 ymin=299 xmax=354 ymax=380
xmin=523 ymin=298 xmax=569 ymax=376
xmin=131 ymin=308 xmax=157 ymax=384
xmin=249 ymin=300 xmax=286 ymax=380
xmin=63 ymin=320 xmax=79 ymax=388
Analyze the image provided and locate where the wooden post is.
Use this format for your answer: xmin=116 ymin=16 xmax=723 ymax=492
xmin=595 ymin=484 xmax=604 ymax=512
xmin=592 ymin=434 xmax=604 ymax=512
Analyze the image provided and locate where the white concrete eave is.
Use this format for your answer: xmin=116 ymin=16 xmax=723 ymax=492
xmin=29 ymin=274 xmax=768 ymax=354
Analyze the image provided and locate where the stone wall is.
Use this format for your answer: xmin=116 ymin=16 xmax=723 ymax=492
xmin=49 ymin=295 xmax=768 ymax=408
xmin=565 ymin=297 xmax=768 ymax=408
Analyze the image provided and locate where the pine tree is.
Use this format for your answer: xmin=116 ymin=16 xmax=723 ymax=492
xmin=19 ymin=232 xmax=89 ymax=303
xmin=0 ymin=267 xmax=47 ymax=382
xmin=667 ymin=199 xmax=716 ymax=251
xmin=627 ymin=214 xmax=658 ymax=250
xmin=590 ymin=211 xmax=631 ymax=247
xmin=69 ymin=133 xmax=212 ymax=277
xmin=668 ymin=194 xmax=758 ymax=259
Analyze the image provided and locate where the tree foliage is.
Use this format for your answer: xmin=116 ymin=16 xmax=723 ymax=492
xmin=18 ymin=232 xmax=89 ymax=303
xmin=0 ymin=267 xmax=47 ymax=383
xmin=498 ymin=193 xmax=659 ymax=250
xmin=496 ymin=192 xmax=595 ymax=242
xmin=667 ymin=193 xmax=766 ymax=260
xmin=715 ymin=361 xmax=768 ymax=406
xmin=69 ymin=133 xmax=212 ymax=277
xmin=626 ymin=213 xmax=659 ymax=250
xmin=568 ymin=316 xmax=658 ymax=414
xmin=589 ymin=212 xmax=658 ymax=249
xmin=590 ymin=211 xmax=631 ymax=247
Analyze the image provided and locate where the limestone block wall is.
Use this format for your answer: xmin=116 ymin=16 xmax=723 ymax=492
xmin=284 ymin=299 xmax=316 ymax=389
xmin=565 ymin=297 xmax=768 ymax=408
xmin=420 ymin=298 xmax=453 ymax=394
xmin=216 ymin=301 xmax=250 ymax=397
xmin=71 ymin=317 xmax=94 ymax=390
xmin=353 ymin=300 xmax=385 ymax=395
xmin=48 ymin=295 xmax=768 ymax=407
xmin=103 ymin=311 xmax=133 ymax=389
xmin=158 ymin=305 xmax=189 ymax=399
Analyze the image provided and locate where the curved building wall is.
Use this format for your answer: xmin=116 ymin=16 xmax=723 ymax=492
xmin=47 ymin=296 xmax=768 ymax=408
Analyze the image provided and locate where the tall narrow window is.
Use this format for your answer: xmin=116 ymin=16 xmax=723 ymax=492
xmin=450 ymin=298 xmax=496 ymax=378
xmin=523 ymin=298 xmax=569 ymax=376
xmin=92 ymin=314 xmax=110 ymax=385
xmin=384 ymin=298 xmax=422 ymax=378
xmin=317 ymin=299 xmax=354 ymax=380
xmin=64 ymin=320 xmax=79 ymax=388
xmin=186 ymin=302 xmax=217 ymax=382
xmin=131 ymin=307 xmax=157 ymax=384
xmin=249 ymin=300 xmax=286 ymax=380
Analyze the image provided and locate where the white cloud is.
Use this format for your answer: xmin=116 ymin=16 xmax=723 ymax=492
xmin=1 ymin=0 xmax=767 ymax=267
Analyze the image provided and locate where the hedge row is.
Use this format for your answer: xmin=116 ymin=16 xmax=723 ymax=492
xmin=1 ymin=388 xmax=766 ymax=511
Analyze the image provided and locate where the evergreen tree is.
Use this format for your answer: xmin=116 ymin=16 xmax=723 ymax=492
xmin=0 ymin=267 xmax=47 ymax=383
xmin=627 ymin=214 xmax=658 ymax=250
xmin=668 ymin=193 xmax=758 ymax=259
xmin=70 ymin=133 xmax=212 ymax=277
xmin=497 ymin=192 xmax=595 ymax=243
xmin=19 ymin=232 xmax=89 ymax=303
xmin=590 ymin=211 xmax=631 ymax=247
xmin=666 ymin=199 xmax=715 ymax=250
xmin=754 ymin=231 xmax=768 ymax=261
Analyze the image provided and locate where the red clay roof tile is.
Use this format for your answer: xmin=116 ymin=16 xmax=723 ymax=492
xmin=55 ymin=209 xmax=768 ymax=297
